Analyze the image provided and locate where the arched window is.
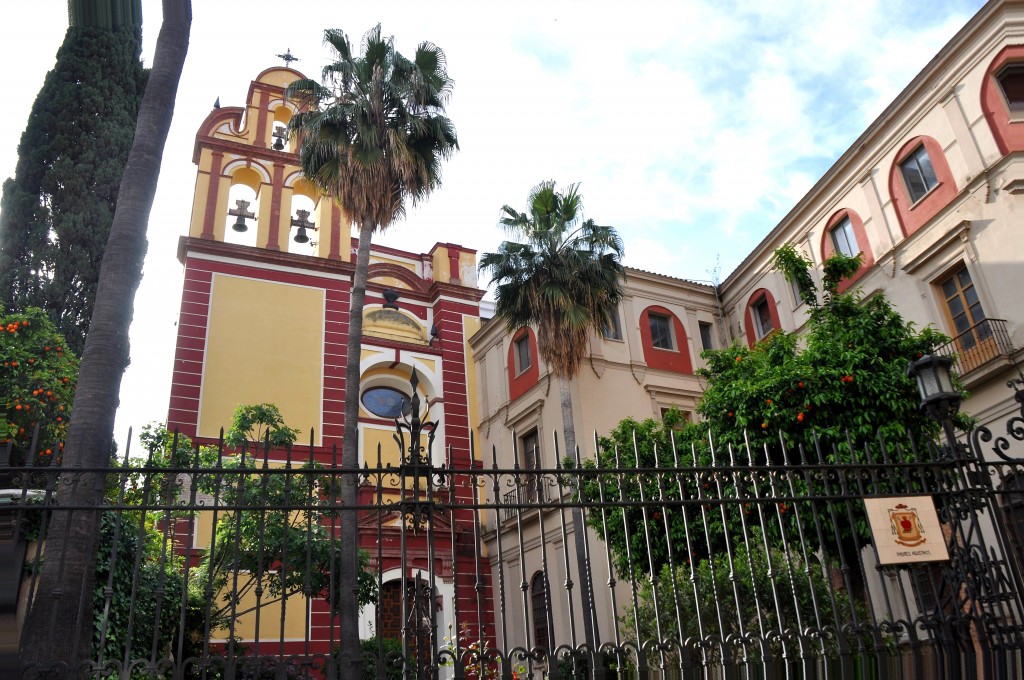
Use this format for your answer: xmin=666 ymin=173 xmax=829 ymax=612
xmin=639 ymin=306 xmax=692 ymax=374
xmin=981 ymin=45 xmax=1024 ymax=155
xmin=820 ymin=209 xmax=874 ymax=292
xmin=224 ymin=183 xmax=259 ymax=248
xmin=743 ymin=289 xmax=781 ymax=348
xmin=530 ymin=571 xmax=552 ymax=651
xmin=888 ymin=136 xmax=957 ymax=238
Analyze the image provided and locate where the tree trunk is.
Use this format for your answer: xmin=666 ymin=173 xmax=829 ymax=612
xmin=558 ymin=375 xmax=600 ymax=653
xmin=337 ymin=218 xmax=374 ymax=680
xmin=19 ymin=0 xmax=191 ymax=673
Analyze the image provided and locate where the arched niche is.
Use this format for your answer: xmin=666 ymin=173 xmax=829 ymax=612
xmin=357 ymin=359 xmax=444 ymax=468
xmin=221 ymin=161 xmax=272 ymax=247
xmin=268 ymin=100 xmax=297 ymax=153
xmin=286 ymin=193 xmax=318 ymax=255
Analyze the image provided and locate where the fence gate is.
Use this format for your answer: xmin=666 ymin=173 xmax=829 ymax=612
xmin=6 ymin=377 xmax=1024 ymax=679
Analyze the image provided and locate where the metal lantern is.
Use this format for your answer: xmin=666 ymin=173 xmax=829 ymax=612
xmin=906 ymin=353 xmax=961 ymax=420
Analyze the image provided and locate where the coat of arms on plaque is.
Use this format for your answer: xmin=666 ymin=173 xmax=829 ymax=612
xmin=889 ymin=503 xmax=925 ymax=547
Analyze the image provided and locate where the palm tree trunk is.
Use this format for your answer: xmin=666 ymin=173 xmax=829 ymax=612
xmin=558 ymin=375 xmax=600 ymax=654
xmin=19 ymin=0 xmax=191 ymax=672
xmin=337 ymin=217 xmax=374 ymax=680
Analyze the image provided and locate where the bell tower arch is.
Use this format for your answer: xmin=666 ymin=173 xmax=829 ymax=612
xmin=187 ymin=66 xmax=350 ymax=260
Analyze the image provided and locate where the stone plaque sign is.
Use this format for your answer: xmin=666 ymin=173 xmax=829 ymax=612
xmin=864 ymin=496 xmax=950 ymax=565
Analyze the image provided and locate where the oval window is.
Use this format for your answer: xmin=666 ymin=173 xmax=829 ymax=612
xmin=361 ymin=386 xmax=411 ymax=419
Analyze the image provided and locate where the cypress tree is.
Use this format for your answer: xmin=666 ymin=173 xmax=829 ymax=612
xmin=0 ymin=1 xmax=146 ymax=355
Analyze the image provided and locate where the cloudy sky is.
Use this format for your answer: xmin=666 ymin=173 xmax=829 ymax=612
xmin=0 ymin=0 xmax=986 ymax=447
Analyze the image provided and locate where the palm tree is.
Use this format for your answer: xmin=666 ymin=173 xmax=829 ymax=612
xmin=19 ymin=0 xmax=191 ymax=672
xmin=479 ymin=181 xmax=625 ymax=656
xmin=285 ymin=26 xmax=457 ymax=678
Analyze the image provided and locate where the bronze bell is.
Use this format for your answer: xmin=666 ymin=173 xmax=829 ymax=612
xmin=272 ymin=137 xmax=285 ymax=151
xmin=293 ymin=226 xmax=310 ymax=243
xmin=232 ymin=214 xmax=249 ymax=232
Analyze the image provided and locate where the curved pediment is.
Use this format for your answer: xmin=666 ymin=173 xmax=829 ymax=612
xmin=367 ymin=263 xmax=428 ymax=293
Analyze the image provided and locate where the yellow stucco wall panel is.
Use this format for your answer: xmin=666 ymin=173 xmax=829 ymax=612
xmin=258 ymin=70 xmax=300 ymax=89
xmin=209 ymin=584 xmax=309 ymax=641
xmin=432 ymin=247 xmax=449 ymax=284
xmin=199 ymin=275 xmax=323 ymax=442
xmin=190 ymin=174 xmax=209 ymax=238
xmin=363 ymin=425 xmax=402 ymax=469
xmin=212 ymin=175 xmax=232 ymax=243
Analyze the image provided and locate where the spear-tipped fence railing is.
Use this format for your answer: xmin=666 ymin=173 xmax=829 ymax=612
xmin=6 ymin=379 xmax=1024 ymax=679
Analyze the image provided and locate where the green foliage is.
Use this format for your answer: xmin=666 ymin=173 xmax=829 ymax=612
xmin=144 ymin=412 xmax=377 ymax=624
xmin=582 ymin=411 xmax=705 ymax=578
xmin=224 ymin=403 xmax=301 ymax=449
xmin=69 ymin=0 xmax=142 ymax=28
xmin=362 ymin=637 xmax=416 ymax=680
xmin=479 ymin=181 xmax=625 ymax=378
xmin=622 ymin=529 xmax=867 ymax=665
xmin=821 ymin=252 xmax=863 ymax=297
xmin=285 ymin=25 xmax=458 ymax=232
xmin=195 ymin=454 xmax=378 ymax=620
xmin=697 ymin=305 xmax=944 ymax=452
xmin=585 ymin=250 xmax=959 ymax=580
xmin=771 ymin=244 xmax=817 ymax=307
xmin=0 ymin=306 xmax=78 ymax=465
xmin=0 ymin=20 xmax=147 ymax=354
xmin=90 ymin=510 xmax=206 ymax=667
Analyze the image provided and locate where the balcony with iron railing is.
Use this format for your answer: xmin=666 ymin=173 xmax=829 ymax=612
xmin=500 ymin=479 xmax=548 ymax=523
xmin=936 ymin=318 xmax=1014 ymax=380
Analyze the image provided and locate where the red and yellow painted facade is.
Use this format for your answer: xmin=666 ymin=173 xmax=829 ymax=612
xmin=166 ymin=67 xmax=490 ymax=652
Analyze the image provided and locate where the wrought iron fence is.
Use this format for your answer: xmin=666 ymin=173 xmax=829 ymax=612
xmin=6 ymin=378 xmax=1024 ymax=679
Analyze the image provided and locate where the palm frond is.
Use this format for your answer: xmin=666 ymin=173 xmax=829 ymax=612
xmin=480 ymin=182 xmax=625 ymax=379
xmin=287 ymin=25 xmax=458 ymax=233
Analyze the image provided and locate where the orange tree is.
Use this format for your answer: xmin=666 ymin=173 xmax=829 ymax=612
xmin=698 ymin=246 xmax=954 ymax=453
xmin=0 ymin=305 xmax=78 ymax=465
xmin=581 ymin=248 xmax=962 ymax=579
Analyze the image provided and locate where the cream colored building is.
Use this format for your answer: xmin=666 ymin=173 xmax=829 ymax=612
xmin=719 ymin=0 xmax=1024 ymax=435
xmin=472 ymin=0 xmax=1024 ymax=654
xmin=471 ymin=268 xmax=722 ymax=653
